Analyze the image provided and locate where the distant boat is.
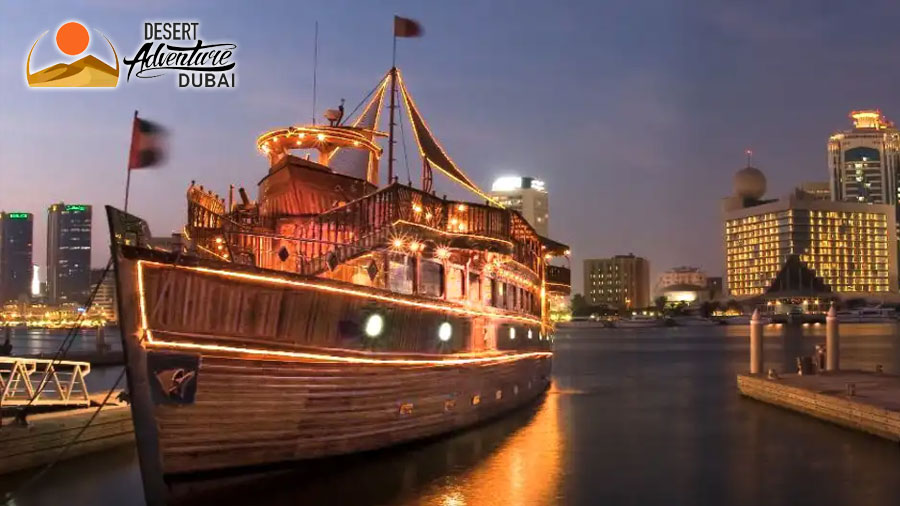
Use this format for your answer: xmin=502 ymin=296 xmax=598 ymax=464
xmin=614 ymin=315 xmax=664 ymax=328
xmin=723 ymin=315 xmax=772 ymax=325
xmin=836 ymin=307 xmax=897 ymax=323
xmin=671 ymin=315 xmax=719 ymax=327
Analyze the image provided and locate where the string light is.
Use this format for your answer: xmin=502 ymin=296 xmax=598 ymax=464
xmin=137 ymin=260 xmax=543 ymax=326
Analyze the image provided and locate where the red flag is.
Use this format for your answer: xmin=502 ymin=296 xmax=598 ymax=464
xmin=394 ymin=16 xmax=423 ymax=38
xmin=128 ymin=115 xmax=168 ymax=170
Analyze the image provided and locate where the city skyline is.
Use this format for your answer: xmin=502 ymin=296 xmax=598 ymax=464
xmin=3 ymin=1 xmax=900 ymax=295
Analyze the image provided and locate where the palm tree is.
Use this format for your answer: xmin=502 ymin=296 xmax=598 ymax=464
xmin=654 ymin=295 xmax=667 ymax=314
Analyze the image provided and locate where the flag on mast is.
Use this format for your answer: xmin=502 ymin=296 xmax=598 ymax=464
xmin=128 ymin=114 xmax=168 ymax=170
xmin=394 ymin=16 xmax=423 ymax=38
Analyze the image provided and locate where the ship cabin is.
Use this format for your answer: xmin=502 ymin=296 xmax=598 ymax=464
xmin=182 ymin=68 xmax=571 ymax=346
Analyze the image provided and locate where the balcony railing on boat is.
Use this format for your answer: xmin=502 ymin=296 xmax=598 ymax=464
xmin=545 ymin=265 xmax=572 ymax=294
xmin=191 ymin=184 xmax=544 ymax=276
xmin=0 ymin=357 xmax=91 ymax=407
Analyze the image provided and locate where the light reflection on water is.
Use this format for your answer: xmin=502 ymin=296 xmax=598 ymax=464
xmin=2 ymin=324 xmax=899 ymax=505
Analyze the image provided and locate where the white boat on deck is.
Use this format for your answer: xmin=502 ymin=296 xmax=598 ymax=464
xmin=614 ymin=315 xmax=665 ymax=328
xmin=723 ymin=315 xmax=772 ymax=325
xmin=836 ymin=307 xmax=897 ymax=323
xmin=558 ymin=317 xmax=609 ymax=329
xmin=671 ymin=315 xmax=719 ymax=327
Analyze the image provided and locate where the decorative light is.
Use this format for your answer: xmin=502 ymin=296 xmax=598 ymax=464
xmin=425 ymin=212 xmax=433 ymax=220
xmin=412 ymin=204 xmax=423 ymax=213
xmin=364 ymin=313 xmax=384 ymax=338
xmin=392 ymin=238 xmax=405 ymax=249
xmin=138 ymin=261 xmax=543 ymax=327
xmin=509 ymin=327 xmax=516 ymax=340
xmin=215 ymin=237 xmax=224 ymax=244
xmin=298 ymin=132 xmax=305 ymax=139
xmin=457 ymin=204 xmax=467 ymax=212
xmin=527 ymin=329 xmax=533 ymax=339
xmin=317 ymin=133 xmax=326 ymax=141
xmin=438 ymin=322 xmax=452 ymax=342
xmin=408 ymin=241 xmax=421 ymax=253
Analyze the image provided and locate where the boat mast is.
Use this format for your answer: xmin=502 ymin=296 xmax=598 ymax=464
xmin=388 ymin=45 xmax=397 ymax=185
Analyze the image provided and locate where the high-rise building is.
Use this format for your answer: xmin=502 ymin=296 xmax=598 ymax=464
xmin=489 ymin=176 xmax=549 ymax=236
xmin=723 ymin=167 xmax=898 ymax=297
xmin=0 ymin=211 xmax=34 ymax=302
xmin=828 ymin=110 xmax=900 ymax=205
xmin=47 ymin=203 xmax=92 ymax=305
xmin=91 ymin=268 xmax=118 ymax=322
xmin=584 ymin=254 xmax=650 ymax=309
xmin=796 ymin=181 xmax=831 ymax=201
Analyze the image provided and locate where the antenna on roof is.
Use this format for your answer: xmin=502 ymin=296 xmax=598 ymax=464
xmin=311 ymin=21 xmax=319 ymax=124
xmin=745 ymin=148 xmax=753 ymax=167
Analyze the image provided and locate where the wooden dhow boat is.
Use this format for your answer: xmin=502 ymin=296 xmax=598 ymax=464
xmin=108 ymin=66 xmax=571 ymax=505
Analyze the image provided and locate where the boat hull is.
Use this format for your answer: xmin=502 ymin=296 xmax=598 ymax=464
xmin=108 ymin=219 xmax=552 ymax=504
xmin=150 ymin=347 xmax=550 ymax=475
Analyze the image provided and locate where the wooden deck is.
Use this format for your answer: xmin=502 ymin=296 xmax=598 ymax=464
xmin=737 ymin=371 xmax=900 ymax=442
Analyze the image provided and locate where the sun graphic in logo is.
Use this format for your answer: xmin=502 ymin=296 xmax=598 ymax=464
xmin=26 ymin=21 xmax=119 ymax=88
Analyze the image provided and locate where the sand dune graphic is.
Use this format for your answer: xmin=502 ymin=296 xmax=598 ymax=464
xmin=28 ymin=55 xmax=118 ymax=87
xmin=26 ymin=28 xmax=119 ymax=88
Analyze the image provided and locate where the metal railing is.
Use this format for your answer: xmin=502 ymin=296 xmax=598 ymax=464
xmin=0 ymin=357 xmax=91 ymax=407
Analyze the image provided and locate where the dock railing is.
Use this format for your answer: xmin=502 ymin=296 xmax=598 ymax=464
xmin=0 ymin=357 xmax=91 ymax=408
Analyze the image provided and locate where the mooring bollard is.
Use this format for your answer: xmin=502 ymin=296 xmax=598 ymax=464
xmin=96 ymin=324 xmax=107 ymax=353
xmin=826 ymin=305 xmax=839 ymax=371
xmin=750 ymin=308 xmax=763 ymax=374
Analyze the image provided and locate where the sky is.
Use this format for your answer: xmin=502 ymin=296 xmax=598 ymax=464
xmin=2 ymin=0 xmax=900 ymax=294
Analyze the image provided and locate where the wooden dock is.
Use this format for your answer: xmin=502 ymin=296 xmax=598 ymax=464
xmin=737 ymin=371 xmax=900 ymax=442
xmin=0 ymin=394 xmax=134 ymax=475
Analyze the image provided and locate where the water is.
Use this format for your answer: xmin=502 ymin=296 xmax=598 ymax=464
xmin=5 ymin=327 xmax=122 ymax=356
xmin=4 ymin=327 xmax=124 ymax=392
xmin=3 ymin=324 xmax=900 ymax=505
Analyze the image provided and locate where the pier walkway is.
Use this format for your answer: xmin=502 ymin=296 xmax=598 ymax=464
xmin=738 ymin=371 xmax=900 ymax=442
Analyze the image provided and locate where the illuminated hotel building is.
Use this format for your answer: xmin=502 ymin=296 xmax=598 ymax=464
xmin=0 ymin=211 xmax=34 ymax=302
xmin=724 ymin=192 xmax=897 ymax=297
xmin=47 ymin=203 xmax=92 ymax=305
xmin=828 ymin=110 xmax=900 ymax=205
xmin=489 ymin=176 xmax=549 ymax=236
xmin=584 ymin=254 xmax=650 ymax=308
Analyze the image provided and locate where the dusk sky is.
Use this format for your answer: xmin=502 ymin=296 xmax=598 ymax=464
xmin=2 ymin=0 xmax=900 ymax=294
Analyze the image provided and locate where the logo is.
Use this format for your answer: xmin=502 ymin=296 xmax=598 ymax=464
xmin=123 ymin=22 xmax=236 ymax=88
xmin=155 ymin=368 xmax=197 ymax=400
xmin=147 ymin=351 xmax=200 ymax=405
xmin=26 ymin=21 xmax=119 ymax=87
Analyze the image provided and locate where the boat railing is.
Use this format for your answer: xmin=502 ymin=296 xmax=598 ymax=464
xmin=0 ymin=357 xmax=92 ymax=407
xmin=546 ymin=265 xmax=571 ymax=294
xmin=189 ymin=183 xmax=543 ymax=275
xmin=300 ymin=184 xmax=541 ymax=273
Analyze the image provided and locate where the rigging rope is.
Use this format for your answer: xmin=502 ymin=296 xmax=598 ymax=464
xmin=3 ymin=257 xmax=119 ymax=504
xmin=340 ymin=72 xmax=388 ymax=126
xmin=397 ymin=87 xmax=412 ymax=185
xmin=14 ymin=258 xmax=113 ymax=414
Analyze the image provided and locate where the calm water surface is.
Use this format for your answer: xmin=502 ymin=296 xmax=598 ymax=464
xmin=3 ymin=324 xmax=900 ymax=505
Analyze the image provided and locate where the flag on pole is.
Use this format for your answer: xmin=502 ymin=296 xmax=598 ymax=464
xmin=128 ymin=114 xmax=168 ymax=169
xmin=394 ymin=16 xmax=423 ymax=38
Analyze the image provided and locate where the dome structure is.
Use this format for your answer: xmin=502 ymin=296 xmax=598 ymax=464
xmin=734 ymin=166 xmax=766 ymax=200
